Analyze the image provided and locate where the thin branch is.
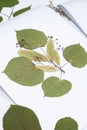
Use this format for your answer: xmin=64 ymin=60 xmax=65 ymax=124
xmin=61 ymin=62 xmax=69 ymax=68
xmin=8 ymin=6 xmax=14 ymax=20
xmin=40 ymin=47 xmax=49 ymax=60
xmin=51 ymin=61 xmax=65 ymax=73
xmin=0 ymin=12 xmax=9 ymax=18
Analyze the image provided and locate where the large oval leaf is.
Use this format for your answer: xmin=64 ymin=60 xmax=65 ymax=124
xmin=3 ymin=105 xmax=42 ymax=130
xmin=16 ymin=29 xmax=47 ymax=49
xmin=46 ymin=38 xmax=60 ymax=65
xmin=18 ymin=49 xmax=48 ymax=62
xmin=55 ymin=117 xmax=78 ymax=130
xmin=63 ymin=44 xmax=87 ymax=68
xmin=3 ymin=57 xmax=44 ymax=86
xmin=42 ymin=76 xmax=71 ymax=97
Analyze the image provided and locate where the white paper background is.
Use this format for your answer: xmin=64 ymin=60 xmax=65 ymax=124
xmin=0 ymin=1 xmax=87 ymax=130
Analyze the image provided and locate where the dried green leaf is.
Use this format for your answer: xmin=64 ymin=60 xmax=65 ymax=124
xmin=0 ymin=0 xmax=19 ymax=11
xmin=55 ymin=117 xmax=78 ymax=130
xmin=42 ymin=76 xmax=71 ymax=97
xmin=35 ymin=65 xmax=58 ymax=72
xmin=0 ymin=16 xmax=3 ymax=22
xmin=18 ymin=49 xmax=48 ymax=62
xmin=3 ymin=105 xmax=42 ymax=130
xmin=46 ymin=38 xmax=60 ymax=65
xmin=16 ymin=29 xmax=47 ymax=49
xmin=63 ymin=44 xmax=87 ymax=68
xmin=13 ymin=5 xmax=31 ymax=17
xmin=3 ymin=57 xmax=44 ymax=86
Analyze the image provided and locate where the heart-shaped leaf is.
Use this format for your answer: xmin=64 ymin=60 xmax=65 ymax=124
xmin=3 ymin=105 xmax=42 ymax=130
xmin=18 ymin=49 xmax=48 ymax=62
xmin=16 ymin=29 xmax=47 ymax=49
xmin=3 ymin=57 xmax=44 ymax=86
xmin=46 ymin=38 xmax=60 ymax=65
xmin=0 ymin=0 xmax=19 ymax=11
xmin=35 ymin=65 xmax=58 ymax=72
xmin=54 ymin=117 xmax=78 ymax=130
xmin=13 ymin=5 xmax=31 ymax=17
xmin=42 ymin=76 xmax=71 ymax=97
xmin=63 ymin=44 xmax=87 ymax=68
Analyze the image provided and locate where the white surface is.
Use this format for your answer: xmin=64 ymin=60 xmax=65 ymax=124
xmin=0 ymin=1 xmax=87 ymax=130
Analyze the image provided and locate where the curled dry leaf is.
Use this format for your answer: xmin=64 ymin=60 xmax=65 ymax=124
xmin=18 ymin=49 xmax=48 ymax=62
xmin=46 ymin=38 xmax=60 ymax=65
xmin=35 ymin=65 xmax=58 ymax=72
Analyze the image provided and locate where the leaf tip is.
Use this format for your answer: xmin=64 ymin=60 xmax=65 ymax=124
xmin=43 ymin=93 xmax=47 ymax=97
xmin=1 ymin=69 xmax=6 ymax=74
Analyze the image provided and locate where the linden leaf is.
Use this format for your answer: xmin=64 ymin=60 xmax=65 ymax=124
xmin=0 ymin=16 xmax=3 ymax=22
xmin=63 ymin=44 xmax=87 ymax=68
xmin=3 ymin=57 xmax=44 ymax=86
xmin=42 ymin=76 xmax=71 ymax=97
xmin=13 ymin=5 xmax=31 ymax=17
xmin=46 ymin=38 xmax=60 ymax=65
xmin=0 ymin=0 xmax=19 ymax=11
xmin=35 ymin=65 xmax=58 ymax=72
xmin=55 ymin=117 xmax=78 ymax=130
xmin=16 ymin=29 xmax=47 ymax=49
xmin=3 ymin=105 xmax=42 ymax=130
xmin=18 ymin=49 xmax=48 ymax=62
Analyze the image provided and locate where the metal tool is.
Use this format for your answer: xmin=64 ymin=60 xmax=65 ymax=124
xmin=48 ymin=1 xmax=87 ymax=37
